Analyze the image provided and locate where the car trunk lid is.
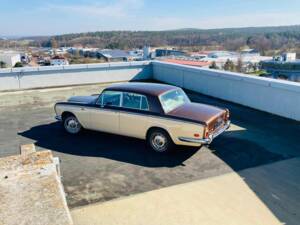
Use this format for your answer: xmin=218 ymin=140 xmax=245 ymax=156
xmin=167 ymin=102 xmax=226 ymax=125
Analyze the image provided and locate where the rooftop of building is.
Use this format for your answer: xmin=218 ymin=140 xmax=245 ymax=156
xmin=0 ymin=61 xmax=299 ymax=224
xmin=161 ymin=58 xmax=211 ymax=67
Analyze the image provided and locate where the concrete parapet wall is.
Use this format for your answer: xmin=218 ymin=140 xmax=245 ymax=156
xmin=152 ymin=61 xmax=300 ymax=121
xmin=1 ymin=60 xmax=299 ymax=121
xmin=0 ymin=144 xmax=73 ymax=225
xmin=0 ymin=61 xmax=152 ymax=91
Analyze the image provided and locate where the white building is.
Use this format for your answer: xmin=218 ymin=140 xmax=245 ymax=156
xmin=143 ymin=46 xmax=151 ymax=60
xmin=0 ymin=51 xmax=21 ymax=67
xmin=282 ymin=52 xmax=296 ymax=62
xmin=50 ymin=56 xmax=69 ymax=66
xmin=128 ymin=49 xmax=144 ymax=61
xmin=200 ymin=51 xmax=239 ymax=67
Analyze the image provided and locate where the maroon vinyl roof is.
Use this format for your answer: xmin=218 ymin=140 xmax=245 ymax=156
xmin=105 ymin=82 xmax=178 ymax=96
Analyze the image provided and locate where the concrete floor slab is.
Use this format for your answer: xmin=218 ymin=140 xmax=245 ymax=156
xmin=71 ymin=172 xmax=281 ymax=225
xmin=0 ymin=83 xmax=299 ymax=224
xmin=239 ymin=157 xmax=300 ymax=225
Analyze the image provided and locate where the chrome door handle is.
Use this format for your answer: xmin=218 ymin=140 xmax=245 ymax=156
xmin=80 ymin=107 xmax=85 ymax=111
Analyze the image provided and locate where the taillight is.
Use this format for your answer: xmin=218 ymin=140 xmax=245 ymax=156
xmin=204 ymin=127 xmax=210 ymax=138
xmin=225 ymin=109 xmax=230 ymax=120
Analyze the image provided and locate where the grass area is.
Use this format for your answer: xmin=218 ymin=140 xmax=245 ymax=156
xmin=69 ymin=57 xmax=106 ymax=64
xmin=246 ymin=70 xmax=268 ymax=76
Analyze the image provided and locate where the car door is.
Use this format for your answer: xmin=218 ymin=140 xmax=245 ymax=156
xmin=88 ymin=91 xmax=121 ymax=134
xmin=119 ymin=92 xmax=150 ymax=139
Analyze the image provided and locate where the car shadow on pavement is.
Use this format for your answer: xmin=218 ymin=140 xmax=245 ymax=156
xmin=209 ymin=130 xmax=290 ymax=171
xmin=208 ymin=129 xmax=297 ymax=225
xmin=19 ymin=122 xmax=199 ymax=168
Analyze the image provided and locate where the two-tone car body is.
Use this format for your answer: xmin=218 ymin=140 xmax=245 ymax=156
xmin=54 ymin=82 xmax=230 ymax=153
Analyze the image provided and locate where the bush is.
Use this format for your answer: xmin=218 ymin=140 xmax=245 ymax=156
xmin=14 ymin=62 xmax=23 ymax=67
xmin=209 ymin=61 xmax=219 ymax=69
xmin=0 ymin=61 xmax=6 ymax=68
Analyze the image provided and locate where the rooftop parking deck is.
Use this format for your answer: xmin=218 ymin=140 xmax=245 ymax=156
xmin=0 ymin=82 xmax=299 ymax=224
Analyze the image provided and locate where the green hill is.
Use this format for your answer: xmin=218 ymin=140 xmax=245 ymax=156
xmin=24 ymin=25 xmax=300 ymax=54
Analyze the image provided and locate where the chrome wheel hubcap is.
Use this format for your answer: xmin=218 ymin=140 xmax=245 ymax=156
xmin=151 ymin=133 xmax=167 ymax=152
xmin=65 ymin=117 xmax=81 ymax=134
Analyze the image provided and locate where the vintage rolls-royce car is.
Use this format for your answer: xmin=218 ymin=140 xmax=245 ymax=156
xmin=54 ymin=82 xmax=230 ymax=153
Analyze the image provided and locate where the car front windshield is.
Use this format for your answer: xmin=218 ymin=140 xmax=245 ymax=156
xmin=159 ymin=88 xmax=190 ymax=113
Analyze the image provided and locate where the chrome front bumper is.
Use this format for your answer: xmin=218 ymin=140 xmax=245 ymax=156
xmin=55 ymin=115 xmax=62 ymax=121
xmin=178 ymin=120 xmax=231 ymax=145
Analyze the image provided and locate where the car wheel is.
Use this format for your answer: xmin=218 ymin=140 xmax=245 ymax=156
xmin=63 ymin=115 xmax=82 ymax=134
xmin=147 ymin=129 xmax=174 ymax=153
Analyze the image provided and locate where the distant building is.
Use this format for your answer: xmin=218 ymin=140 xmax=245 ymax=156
xmin=20 ymin=53 xmax=30 ymax=64
xmin=261 ymin=53 xmax=300 ymax=81
xmin=97 ymin=49 xmax=130 ymax=62
xmin=128 ymin=49 xmax=144 ymax=61
xmin=143 ymin=46 xmax=151 ymax=60
xmin=282 ymin=52 xmax=296 ymax=62
xmin=0 ymin=51 xmax=21 ymax=67
xmin=240 ymin=49 xmax=272 ymax=64
xmin=189 ymin=52 xmax=208 ymax=60
xmin=48 ymin=48 xmax=68 ymax=56
xmin=50 ymin=56 xmax=69 ymax=66
xmin=155 ymin=49 xmax=186 ymax=57
xmin=200 ymin=51 xmax=239 ymax=68
xmin=240 ymin=49 xmax=260 ymax=57
xmin=79 ymin=48 xmax=99 ymax=58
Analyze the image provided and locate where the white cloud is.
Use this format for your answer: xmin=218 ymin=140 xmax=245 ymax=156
xmin=141 ymin=12 xmax=300 ymax=30
xmin=43 ymin=0 xmax=144 ymax=19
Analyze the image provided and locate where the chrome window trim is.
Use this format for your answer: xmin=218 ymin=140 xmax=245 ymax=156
xmin=96 ymin=91 xmax=149 ymax=111
xmin=96 ymin=90 xmax=123 ymax=107
xmin=121 ymin=91 xmax=149 ymax=111
xmin=158 ymin=88 xmax=190 ymax=114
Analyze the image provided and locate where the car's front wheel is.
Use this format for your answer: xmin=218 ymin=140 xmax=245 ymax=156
xmin=63 ymin=115 xmax=82 ymax=134
xmin=147 ymin=129 xmax=174 ymax=153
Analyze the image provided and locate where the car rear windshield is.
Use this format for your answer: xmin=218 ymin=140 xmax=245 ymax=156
xmin=159 ymin=88 xmax=190 ymax=113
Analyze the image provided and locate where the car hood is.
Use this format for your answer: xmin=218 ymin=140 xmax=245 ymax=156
xmin=68 ymin=95 xmax=98 ymax=104
xmin=167 ymin=102 xmax=225 ymax=125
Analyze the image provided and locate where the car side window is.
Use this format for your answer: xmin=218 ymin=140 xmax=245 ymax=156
xmin=122 ymin=92 xmax=149 ymax=110
xmin=99 ymin=91 xmax=122 ymax=107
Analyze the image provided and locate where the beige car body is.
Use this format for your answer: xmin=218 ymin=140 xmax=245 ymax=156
xmin=55 ymin=104 xmax=204 ymax=147
xmin=55 ymin=83 xmax=230 ymax=148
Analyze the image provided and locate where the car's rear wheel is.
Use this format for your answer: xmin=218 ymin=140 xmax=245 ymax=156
xmin=63 ymin=115 xmax=82 ymax=134
xmin=147 ymin=129 xmax=174 ymax=153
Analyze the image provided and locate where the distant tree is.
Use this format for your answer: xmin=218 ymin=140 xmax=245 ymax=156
xmin=0 ymin=61 xmax=6 ymax=68
xmin=209 ymin=61 xmax=219 ymax=69
xmin=74 ymin=49 xmax=80 ymax=58
xmin=250 ymin=63 xmax=259 ymax=72
xmin=236 ymin=58 xmax=243 ymax=72
xmin=223 ymin=59 xmax=235 ymax=71
xmin=105 ymin=42 xmax=120 ymax=49
xmin=14 ymin=62 xmax=23 ymax=67
xmin=50 ymin=38 xmax=58 ymax=49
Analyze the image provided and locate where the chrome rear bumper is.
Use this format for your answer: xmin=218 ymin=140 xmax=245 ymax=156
xmin=178 ymin=120 xmax=231 ymax=145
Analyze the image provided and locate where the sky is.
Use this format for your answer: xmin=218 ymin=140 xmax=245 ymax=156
xmin=1 ymin=0 xmax=300 ymax=36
